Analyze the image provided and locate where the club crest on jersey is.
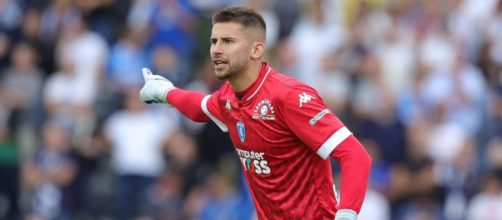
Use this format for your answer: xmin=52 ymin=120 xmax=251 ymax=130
xmin=252 ymin=99 xmax=276 ymax=120
xmin=237 ymin=121 xmax=246 ymax=142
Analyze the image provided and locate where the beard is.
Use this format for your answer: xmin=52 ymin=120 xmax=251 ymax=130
xmin=214 ymin=57 xmax=247 ymax=80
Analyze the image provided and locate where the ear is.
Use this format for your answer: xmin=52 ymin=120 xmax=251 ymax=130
xmin=250 ymin=42 xmax=265 ymax=60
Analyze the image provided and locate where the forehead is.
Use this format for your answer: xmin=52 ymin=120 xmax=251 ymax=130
xmin=211 ymin=22 xmax=245 ymax=38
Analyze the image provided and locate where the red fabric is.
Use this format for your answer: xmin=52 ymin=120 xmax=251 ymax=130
xmin=330 ymin=135 xmax=372 ymax=213
xmin=204 ymin=64 xmax=338 ymax=219
xmin=281 ymin=86 xmax=344 ymax=154
xmin=166 ymin=88 xmax=211 ymax=122
xmin=172 ymin=62 xmax=371 ymax=219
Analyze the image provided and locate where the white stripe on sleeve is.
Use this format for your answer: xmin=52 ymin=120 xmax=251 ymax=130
xmin=201 ymin=95 xmax=228 ymax=132
xmin=316 ymin=127 xmax=352 ymax=159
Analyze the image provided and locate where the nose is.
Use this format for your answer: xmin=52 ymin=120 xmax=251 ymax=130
xmin=211 ymin=42 xmax=223 ymax=55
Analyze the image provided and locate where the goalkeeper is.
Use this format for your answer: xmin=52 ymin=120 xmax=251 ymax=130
xmin=140 ymin=6 xmax=371 ymax=220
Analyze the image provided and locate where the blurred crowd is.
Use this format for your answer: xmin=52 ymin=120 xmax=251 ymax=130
xmin=1 ymin=0 xmax=502 ymax=219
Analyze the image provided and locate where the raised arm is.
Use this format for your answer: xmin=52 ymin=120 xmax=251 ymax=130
xmin=139 ymin=68 xmax=210 ymax=122
xmin=167 ymin=89 xmax=211 ymax=122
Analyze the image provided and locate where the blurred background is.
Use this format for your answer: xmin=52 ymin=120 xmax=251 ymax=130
xmin=1 ymin=0 xmax=502 ymax=219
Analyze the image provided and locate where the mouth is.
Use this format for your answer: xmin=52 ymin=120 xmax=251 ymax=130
xmin=213 ymin=59 xmax=229 ymax=69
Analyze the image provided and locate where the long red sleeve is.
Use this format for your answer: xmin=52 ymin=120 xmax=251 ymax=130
xmin=166 ymin=88 xmax=211 ymax=122
xmin=330 ymin=135 xmax=372 ymax=213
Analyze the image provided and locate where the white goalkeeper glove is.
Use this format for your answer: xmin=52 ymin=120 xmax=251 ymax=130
xmin=139 ymin=68 xmax=175 ymax=106
xmin=334 ymin=209 xmax=358 ymax=220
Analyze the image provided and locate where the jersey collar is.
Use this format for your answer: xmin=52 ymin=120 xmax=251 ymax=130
xmin=235 ymin=62 xmax=271 ymax=103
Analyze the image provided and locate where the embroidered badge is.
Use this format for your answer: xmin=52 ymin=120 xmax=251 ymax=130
xmin=252 ymin=99 xmax=276 ymax=120
xmin=309 ymin=109 xmax=329 ymax=125
xmin=237 ymin=121 xmax=246 ymax=142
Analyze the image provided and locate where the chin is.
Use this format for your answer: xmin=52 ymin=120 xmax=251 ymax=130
xmin=214 ymin=69 xmax=231 ymax=80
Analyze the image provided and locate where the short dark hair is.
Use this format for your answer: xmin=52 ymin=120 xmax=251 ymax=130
xmin=212 ymin=7 xmax=266 ymax=40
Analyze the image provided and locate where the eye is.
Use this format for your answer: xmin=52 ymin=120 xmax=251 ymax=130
xmin=210 ymin=39 xmax=217 ymax=45
xmin=223 ymin=39 xmax=232 ymax=44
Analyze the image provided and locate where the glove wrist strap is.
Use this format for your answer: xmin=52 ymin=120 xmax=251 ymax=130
xmin=335 ymin=209 xmax=357 ymax=220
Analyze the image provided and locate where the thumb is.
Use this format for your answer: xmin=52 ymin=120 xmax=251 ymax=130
xmin=142 ymin=67 xmax=153 ymax=81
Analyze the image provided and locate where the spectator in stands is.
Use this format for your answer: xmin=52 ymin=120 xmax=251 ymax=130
xmin=1 ymin=41 xmax=44 ymax=148
xmin=103 ymin=88 xmax=194 ymax=220
xmin=23 ymin=119 xmax=78 ymax=220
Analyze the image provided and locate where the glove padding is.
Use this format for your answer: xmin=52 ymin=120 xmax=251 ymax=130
xmin=139 ymin=68 xmax=175 ymax=106
xmin=334 ymin=209 xmax=358 ymax=220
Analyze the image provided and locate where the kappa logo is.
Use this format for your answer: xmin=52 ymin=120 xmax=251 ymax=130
xmin=299 ymin=92 xmax=314 ymax=108
xmin=225 ymin=99 xmax=232 ymax=110
xmin=252 ymin=99 xmax=276 ymax=120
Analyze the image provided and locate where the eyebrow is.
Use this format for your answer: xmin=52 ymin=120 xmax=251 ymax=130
xmin=211 ymin=36 xmax=237 ymax=41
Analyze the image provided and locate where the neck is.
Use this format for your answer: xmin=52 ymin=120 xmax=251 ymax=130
xmin=228 ymin=60 xmax=262 ymax=92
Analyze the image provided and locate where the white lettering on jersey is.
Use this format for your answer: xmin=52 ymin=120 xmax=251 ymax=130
xmin=236 ymin=148 xmax=271 ymax=175
xmin=254 ymin=160 xmax=271 ymax=174
xmin=299 ymin=92 xmax=314 ymax=108
xmin=309 ymin=109 xmax=329 ymax=125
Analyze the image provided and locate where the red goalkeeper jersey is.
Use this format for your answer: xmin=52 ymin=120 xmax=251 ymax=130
xmin=199 ymin=63 xmax=356 ymax=219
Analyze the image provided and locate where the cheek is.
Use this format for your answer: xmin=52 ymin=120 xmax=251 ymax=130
xmin=233 ymin=46 xmax=252 ymax=60
xmin=233 ymin=50 xmax=248 ymax=64
xmin=225 ymin=44 xmax=251 ymax=64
